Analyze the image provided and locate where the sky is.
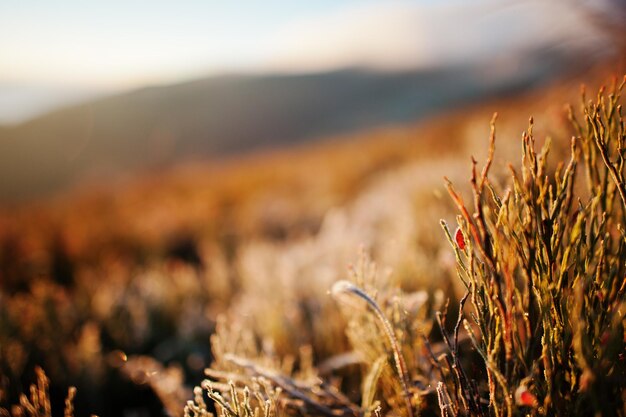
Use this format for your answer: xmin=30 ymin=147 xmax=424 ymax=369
xmin=0 ymin=0 xmax=608 ymax=124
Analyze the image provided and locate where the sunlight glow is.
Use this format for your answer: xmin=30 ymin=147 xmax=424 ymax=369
xmin=0 ymin=0 xmax=603 ymax=123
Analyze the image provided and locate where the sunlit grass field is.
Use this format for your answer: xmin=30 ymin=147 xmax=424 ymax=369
xmin=1 ymin=63 xmax=624 ymax=417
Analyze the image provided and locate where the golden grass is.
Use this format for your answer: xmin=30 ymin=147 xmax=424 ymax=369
xmin=1 ymin=63 xmax=625 ymax=417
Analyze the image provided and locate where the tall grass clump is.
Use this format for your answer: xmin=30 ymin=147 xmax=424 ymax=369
xmin=439 ymin=78 xmax=626 ymax=416
xmin=184 ymin=315 xmax=362 ymax=417
xmin=0 ymin=367 xmax=79 ymax=417
xmin=184 ymin=253 xmax=442 ymax=417
xmin=330 ymin=253 xmax=440 ymax=417
xmin=184 ymin=80 xmax=625 ymax=417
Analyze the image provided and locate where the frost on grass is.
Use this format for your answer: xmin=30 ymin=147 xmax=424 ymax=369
xmin=4 ymin=78 xmax=624 ymax=417
xmin=438 ymin=78 xmax=626 ymax=416
xmin=0 ymin=368 xmax=81 ymax=417
xmin=187 ymin=79 xmax=626 ymax=417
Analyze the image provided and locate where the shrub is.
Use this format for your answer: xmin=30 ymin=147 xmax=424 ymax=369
xmin=184 ymin=78 xmax=626 ymax=417
xmin=439 ymin=78 xmax=626 ymax=416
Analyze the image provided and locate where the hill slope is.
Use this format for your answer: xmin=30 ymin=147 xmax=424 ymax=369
xmin=0 ymin=51 xmax=569 ymax=201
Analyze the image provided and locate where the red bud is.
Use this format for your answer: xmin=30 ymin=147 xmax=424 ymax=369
xmin=515 ymin=385 xmax=538 ymax=407
xmin=455 ymin=227 xmax=466 ymax=250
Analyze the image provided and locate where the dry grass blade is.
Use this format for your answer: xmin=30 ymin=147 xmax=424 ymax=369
xmin=331 ymin=280 xmax=415 ymax=417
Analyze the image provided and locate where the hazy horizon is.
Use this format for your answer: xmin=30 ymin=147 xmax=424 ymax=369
xmin=0 ymin=0 xmax=609 ymax=125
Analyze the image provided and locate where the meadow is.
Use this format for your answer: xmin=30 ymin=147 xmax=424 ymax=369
xmin=0 ymin=62 xmax=624 ymax=417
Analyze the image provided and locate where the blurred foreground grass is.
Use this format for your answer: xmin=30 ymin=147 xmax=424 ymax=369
xmin=1 ymin=64 xmax=625 ymax=417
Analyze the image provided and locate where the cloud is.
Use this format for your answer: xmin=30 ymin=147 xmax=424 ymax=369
xmin=262 ymin=0 xmax=605 ymax=72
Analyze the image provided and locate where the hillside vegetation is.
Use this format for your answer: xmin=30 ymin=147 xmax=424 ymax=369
xmin=0 ymin=51 xmax=571 ymax=201
xmin=0 ymin=63 xmax=624 ymax=417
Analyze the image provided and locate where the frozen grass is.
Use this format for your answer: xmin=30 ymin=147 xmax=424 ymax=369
xmin=1 ymin=73 xmax=625 ymax=417
xmin=438 ymin=78 xmax=626 ymax=416
xmin=182 ymin=79 xmax=625 ymax=417
xmin=0 ymin=367 xmax=77 ymax=417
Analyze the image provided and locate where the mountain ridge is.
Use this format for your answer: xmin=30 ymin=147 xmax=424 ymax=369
xmin=0 ymin=50 xmax=572 ymax=202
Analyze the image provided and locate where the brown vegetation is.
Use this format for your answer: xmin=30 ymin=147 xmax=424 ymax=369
xmin=1 ymin=65 xmax=624 ymax=417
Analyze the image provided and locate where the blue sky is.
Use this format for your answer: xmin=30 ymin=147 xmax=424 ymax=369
xmin=0 ymin=0 xmax=604 ymax=124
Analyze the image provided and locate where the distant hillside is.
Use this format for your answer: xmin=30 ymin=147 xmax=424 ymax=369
xmin=0 ymin=50 xmax=571 ymax=201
